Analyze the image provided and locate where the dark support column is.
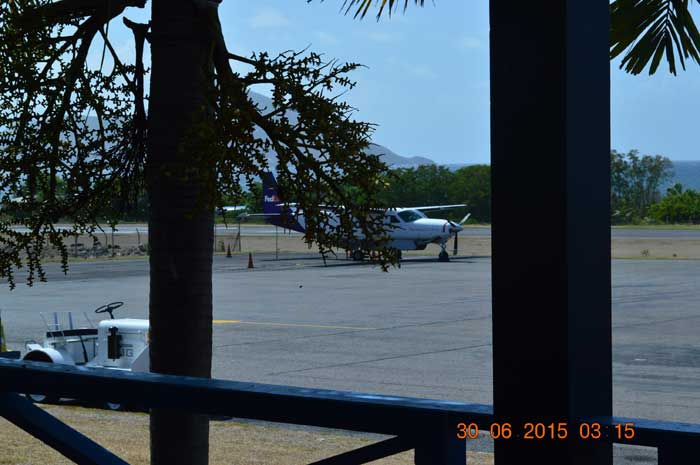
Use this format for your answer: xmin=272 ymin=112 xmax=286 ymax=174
xmin=490 ymin=2 xmax=611 ymax=465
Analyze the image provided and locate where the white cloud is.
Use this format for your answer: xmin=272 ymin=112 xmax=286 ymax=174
xmin=407 ymin=65 xmax=437 ymax=79
xmin=316 ymin=31 xmax=338 ymax=45
xmin=458 ymin=37 xmax=482 ymax=50
xmin=366 ymin=31 xmax=399 ymax=43
xmin=249 ymin=7 xmax=290 ymax=29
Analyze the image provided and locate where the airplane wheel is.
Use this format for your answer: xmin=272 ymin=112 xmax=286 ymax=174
xmin=438 ymin=250 xmax=450 ymax=262
xmin=105 ymin=402 xmax=124 ymax=411
xmin=352 ymin=250 xmax=364 ymax=261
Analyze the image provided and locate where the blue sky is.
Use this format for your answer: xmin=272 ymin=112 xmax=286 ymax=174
xmin=99 ymin=1 xmax=700 ymax=164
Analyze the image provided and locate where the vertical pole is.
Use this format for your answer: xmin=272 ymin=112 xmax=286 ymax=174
xmin=490 ymin=1 xmax=611 ymax=464
xmin=237 ymin=219 xmax=242 ymax=252
xmin=659 ymin=439 xmax=694 ymax=465
xmin=414 ymin=415 xmax=466 ymax=465
xmin=275 ymin=226 xmax=279 ymax=260
xmin=0 ymin=309 xmax=6 ymax=353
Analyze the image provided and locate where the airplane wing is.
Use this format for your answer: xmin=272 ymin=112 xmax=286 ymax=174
xmin=409 ymin=204 xmax=468 ymax=211
xmin=221 ymin=205 xmax=247 ymax=212
xmin=273 ymin=203 xmax=342 ymax=213
xmin=237 ymin=213 xmax=281 ymax=219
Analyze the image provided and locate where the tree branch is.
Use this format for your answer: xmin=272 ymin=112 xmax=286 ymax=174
xmin=19 ymin=0 xmax=147 ymax=26
xmin=98 ymin=28 xmax=135 ymax=88
xmin=122 ymin=17 xmax=149 ymax=129
xmin=227 ymin=52 xmax=260 ymax=67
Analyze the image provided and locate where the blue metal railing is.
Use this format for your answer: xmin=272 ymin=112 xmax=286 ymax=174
xmin=1 ymin=358 xmax=698 ymax=464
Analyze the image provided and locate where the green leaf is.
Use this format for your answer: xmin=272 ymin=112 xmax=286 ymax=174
xmin=315 ymin=0 xmax=427 ymax=20
xmin=611 ymin=0 xmax=700 ymax=75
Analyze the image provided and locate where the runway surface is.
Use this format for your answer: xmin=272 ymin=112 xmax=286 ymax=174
xmin=1 ymin=254 xmax=698 ymax=462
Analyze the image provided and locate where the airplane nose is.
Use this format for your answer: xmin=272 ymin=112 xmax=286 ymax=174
xmin=448 ymin=221 xmax=463 ymax=233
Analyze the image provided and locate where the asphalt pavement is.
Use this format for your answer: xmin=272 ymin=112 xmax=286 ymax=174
xmin=1 ymin=254 xmax=698 ymax=463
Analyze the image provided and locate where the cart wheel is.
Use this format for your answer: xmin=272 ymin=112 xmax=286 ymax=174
xmin=105 ymin=402 xmax=124 ymax=411
xmin=23 ymin=352 xmax=59 ymax=404
xmin=26 ymin=393 xmax=57 ymax=404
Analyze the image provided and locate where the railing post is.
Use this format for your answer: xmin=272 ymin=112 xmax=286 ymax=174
xmin=414 ymin=415 xmax=466 ymax=465
xmin=658 ymin=438 xmax=697 ymax=465
xmin=0 ymin=392 xmax=129 ymax=465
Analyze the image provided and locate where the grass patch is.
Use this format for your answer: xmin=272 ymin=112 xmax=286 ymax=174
xmin=0 ymin=405 xmax=493 ymax=465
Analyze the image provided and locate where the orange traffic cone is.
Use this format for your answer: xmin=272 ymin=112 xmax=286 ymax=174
xmin=247 ymin=253 xmax=254 ymax=269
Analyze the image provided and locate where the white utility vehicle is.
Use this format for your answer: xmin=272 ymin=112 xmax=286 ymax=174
xmin=23 ymin=302 xmax=149 ymax=410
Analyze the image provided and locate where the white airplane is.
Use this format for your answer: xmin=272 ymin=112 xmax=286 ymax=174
xmin=220 ymin=205 xmax=247 ymax=213
xmin=239 ymin=173 xmax=470 ymax=262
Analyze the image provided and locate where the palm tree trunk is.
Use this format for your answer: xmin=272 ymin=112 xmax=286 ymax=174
xmin=147 ymin=1 xmax=215 ymax=464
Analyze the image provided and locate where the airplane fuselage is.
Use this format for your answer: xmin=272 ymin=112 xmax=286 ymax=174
xmin=255 ymin=172 xmax=467 ymax=260
xmin=272 ymin=207 xmax=462 ymax=251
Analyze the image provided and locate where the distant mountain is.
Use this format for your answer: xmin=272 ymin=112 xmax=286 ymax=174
xmin=86 ymin=92 xmax=438 ymax=169
xmin=445 ymin=163 xmax=474 ymax=171
xmin=248 ymin=92 xmax=435 ymax=169
xmin=364 ymin=143 xmax=434 ymax=168
xmin=665 ymin=160 xmax=700 ymax=191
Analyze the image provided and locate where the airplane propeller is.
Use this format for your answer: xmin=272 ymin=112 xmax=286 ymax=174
xmin=451 ymin=213 xmax=471 ymax=256
xmin=453 ymin=229 xmax=459 ymax=256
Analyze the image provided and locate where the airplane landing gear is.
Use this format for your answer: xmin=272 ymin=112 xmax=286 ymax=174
xmin=438 ymin=244 xmax=450 ymax=262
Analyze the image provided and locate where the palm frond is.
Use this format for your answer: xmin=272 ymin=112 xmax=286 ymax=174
xmin=315 ymin=0 xmax=427 ymax=20
xmin=611 ymin=0 xmax=700 ymax=75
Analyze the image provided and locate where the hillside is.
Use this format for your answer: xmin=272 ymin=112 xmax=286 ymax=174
xmin=664 ymin=160 xmax=700 ymax=191
xmin=248 ymin=92 xmax=435 ymax=169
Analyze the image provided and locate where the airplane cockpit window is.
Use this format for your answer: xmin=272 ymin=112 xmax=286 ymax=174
xmin=398 ymin=210 xmax=422 ymax=222
xmin=389 ymin=215 xmax=401 ymax=224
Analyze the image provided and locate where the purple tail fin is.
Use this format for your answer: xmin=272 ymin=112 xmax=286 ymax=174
xmin=262 ymin=172 xmax=281 ymax=215
xmin=261 ymin=172 xmax=305 ymax=233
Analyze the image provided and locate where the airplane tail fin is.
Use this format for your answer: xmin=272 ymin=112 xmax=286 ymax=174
xmin=262 ymin=172 xmax=282 ymax=215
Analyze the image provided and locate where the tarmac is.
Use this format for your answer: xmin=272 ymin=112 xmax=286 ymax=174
xmin=1 ymin=253 xmax=698 ymax=463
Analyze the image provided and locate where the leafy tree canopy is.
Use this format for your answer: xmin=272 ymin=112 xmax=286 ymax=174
xmin=650 ymin=183 xmax=700 ymax=223
xmin=610 ymin=149 xmax=674 ymax=223
xmin=0 ymin=0 xmax=401 ymax=288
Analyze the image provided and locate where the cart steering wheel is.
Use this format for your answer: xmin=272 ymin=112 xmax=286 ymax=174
xmin=94 ymin=301 xmax=124 ymax=320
